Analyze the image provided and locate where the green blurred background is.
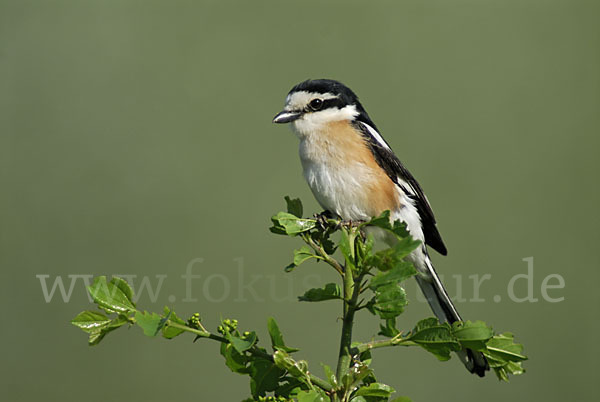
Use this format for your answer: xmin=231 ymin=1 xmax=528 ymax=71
xmin=1 ymin=0 xmax=598 ymax=401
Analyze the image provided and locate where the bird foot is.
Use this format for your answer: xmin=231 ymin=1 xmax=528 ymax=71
xmin=313 ymin=210 xmax=340 ymax=231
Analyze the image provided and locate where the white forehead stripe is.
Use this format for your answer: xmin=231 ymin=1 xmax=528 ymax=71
xmin=358 ymin=121 xmax=391 ymax=150
xmin=285 ymin=91 xmax=339 ymax=111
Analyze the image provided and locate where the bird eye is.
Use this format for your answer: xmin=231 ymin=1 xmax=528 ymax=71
xmin=308 ymin=98 xmax=323 ymax=111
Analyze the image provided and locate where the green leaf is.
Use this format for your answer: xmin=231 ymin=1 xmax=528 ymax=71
xmin=490 ymin=359 xmax=525 ymax=381
xmin=503 ymin=360 xmax=525 ymax=376
xmin=286 ymin=246 xmax=319 ymax=272
xmin=362 ymin=210 xmax=392 ymax=230
xmin=161 ymin=307 xmax=186 ymax=339
xmin=378 ymin=318 xmax=400 ymax=337
xmin=393 ymin=236 xmax=421 ymax=259
xmin=273 ymin=350 xmax=311 ymax=386
xmin=87 ymin=315 xmax=128 ymax=346
xmin=267 ymin=317 xmax=299 ymax=353
xmin=311 ymin=230 xmax=336 ymax=255
xmin=249 ymin=358 xmax=285 ymax=397
xmin=341 ymin=361 xmax=372 ymax=390
xmin=71 ymin=311 xmax=111 ymax=332
xmin=369 ymin=262 xmax=417 ymax=290
xmin=451 ymin=321 xmax=494 ymax=351
xmin=481 ymin=332 xmax=527 ymax=381
xmin=220 ymin=342 xmax=250 ymax=374
xmin=358 ymin=348 xmax=373 ymax=367
xmin=484 ymin=333 xmax=527 ymax=362
xmin=298 ymin=283 xmax=342 ymax=302
xmin=227 ymin=331 xmax=258 ymax=354
xmin=369 ymin=283 xmax=408 ymax=319
xmin=362 ymin=212 xmax=418 ymax=245
xmin=109 ymin=276 xmax=135 ymax=306
xmin=87 ymin=329 xmax=106 ymax=346
xmin=506 ymin=360 xmax=525 ymax=374
xmin=367 ymin=241 xmax=419 ymax=273
xmin=285 ymin=196 xmax=303 ymax=218
xmin=270 ymin=212 xmax=316 ymax=236
xmin=297 ymin=389 xmax=328 ymax=402
xmin=406 ymin=318 xmax=460 ymax=361
xmin=367 ymin=262 xmax=417 ymax=325
xmin=356 ymin=233 xmax=375 ymax=264
xmin=354 ymin=382 xmax=395 ymax=398
xmin=390 ymin=220 xmax=412 ymax=239
xmin=274 ymin=377 xmax=304 ymax=398
xmin=294 ymin=246 xmax=316 ymax=265
xmin=270 ymin=223 xmax=287 ymax=235
xmin=135 ymin=311 xmax=165 ymax=337
xmin=321 ymin=363 xmax=337 ymax=387
xmin=87 ymin=276 xmax=136 ymax=313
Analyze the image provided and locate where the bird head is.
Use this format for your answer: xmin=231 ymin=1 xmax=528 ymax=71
xmin=272 ymin=79 xmax=372 ymax=137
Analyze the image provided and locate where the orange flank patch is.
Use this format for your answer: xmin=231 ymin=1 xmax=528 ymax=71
xmin=323 ymin=120 xmax=400 ymax=216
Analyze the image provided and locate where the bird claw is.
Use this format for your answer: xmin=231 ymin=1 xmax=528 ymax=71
xmin=314 ymin=210 xmax=339 ymax=231
xmin=313 ymin=211 xmax=365 ymax=232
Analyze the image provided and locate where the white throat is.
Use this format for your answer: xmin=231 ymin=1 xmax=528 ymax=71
xmin=290 ymin=104 xmax=359 ymax=138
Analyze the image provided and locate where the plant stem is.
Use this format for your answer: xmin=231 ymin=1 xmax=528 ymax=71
xmin=304 ymin=234 xmax=344 ymax=275
xmin=335 ymin=301 xmax=356 ymax=383
xmin=352 ymin=335 xmax=416 ymax=354
xmin=166 ymin=321 xmax=228 ymax=342
xmin=165 ymin=321 xmax=334 ymax=393
xmin=335 ymin=230 xmax=361 ymax=386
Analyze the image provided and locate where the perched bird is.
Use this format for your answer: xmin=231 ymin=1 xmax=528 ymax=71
xmin=273 ymin=78 xmax=488 ymax=377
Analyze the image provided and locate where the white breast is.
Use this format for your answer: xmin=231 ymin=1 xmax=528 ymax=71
xmin=297 ymin=132 xmax=385 ymax=221
xmin=300 ymin=150 xmax=373 ymax=221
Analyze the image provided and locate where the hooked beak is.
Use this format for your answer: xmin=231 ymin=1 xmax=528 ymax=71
xmin=272 ymin=110 xmax=301 ymax=124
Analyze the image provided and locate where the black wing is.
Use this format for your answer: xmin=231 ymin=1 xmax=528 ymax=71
xmin=353 ymin=121 xmax=448 ymax=255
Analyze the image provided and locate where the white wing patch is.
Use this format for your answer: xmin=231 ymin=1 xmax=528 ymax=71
xmin=396 ymin=177 xmax=416 ymax=196
xmin=358 ymin=121 xmax=391 ymax=150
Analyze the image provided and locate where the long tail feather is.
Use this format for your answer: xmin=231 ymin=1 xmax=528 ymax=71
xmin=415 ymin=254 xmax=489 ymax=377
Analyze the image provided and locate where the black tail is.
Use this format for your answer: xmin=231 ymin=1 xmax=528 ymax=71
xmin=415 ymin=256 xmax=489 ymax=377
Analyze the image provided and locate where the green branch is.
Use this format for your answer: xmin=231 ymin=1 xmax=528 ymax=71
xmin=166 ymin=321 xmax=333 ymax=393
xmin=335 ymin=268 xmax=357 ymax=383
xmin=302 ymin=232 xmax=344 ymax=275
xmin=72 ymin=198 xmax=528 ymax=402
xmin=352 ymin=335 xmax=413 ymax=354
